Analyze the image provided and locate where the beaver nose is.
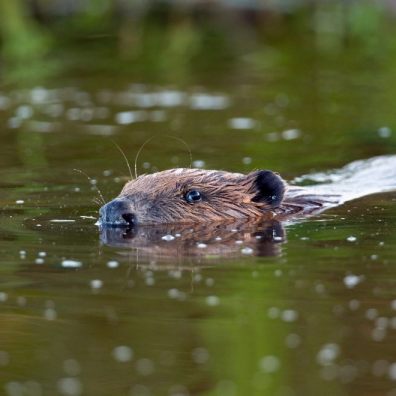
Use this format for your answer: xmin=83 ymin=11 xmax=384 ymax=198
xmin=99 ymin=198 xmax=136 ymax=227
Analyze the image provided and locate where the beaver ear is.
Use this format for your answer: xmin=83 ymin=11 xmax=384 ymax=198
xmin=250 ymin=170 xmax=285 ymax=207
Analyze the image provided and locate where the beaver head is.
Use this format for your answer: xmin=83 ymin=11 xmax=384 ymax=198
xmin=98 ymin=168 xmax=286 ymax=226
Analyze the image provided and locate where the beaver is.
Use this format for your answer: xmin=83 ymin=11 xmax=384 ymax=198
xmin=97 ymin=155 xmax=396 ymax=260
xmin=98 ymin=155 xmax=396 ymax=228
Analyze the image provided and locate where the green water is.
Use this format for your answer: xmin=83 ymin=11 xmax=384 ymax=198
xmin=2 ymin=16 xmax=396 ymax=396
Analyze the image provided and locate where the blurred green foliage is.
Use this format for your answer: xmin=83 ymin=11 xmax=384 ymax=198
xmin=0 ymin=0 xmax=395 ymax=84
xmin=0 ymin=1 xmax=54 ymax=82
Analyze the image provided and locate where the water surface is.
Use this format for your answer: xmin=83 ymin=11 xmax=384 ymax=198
xmin=1 ymin=39 xmax=396 ymax=396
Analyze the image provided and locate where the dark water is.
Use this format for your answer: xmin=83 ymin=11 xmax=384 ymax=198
xmin=1 ymin=45 xmax=396 ymax=396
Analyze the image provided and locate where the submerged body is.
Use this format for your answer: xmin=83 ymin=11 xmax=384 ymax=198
xmin=98 ymin=155 xmax=396 ymax=227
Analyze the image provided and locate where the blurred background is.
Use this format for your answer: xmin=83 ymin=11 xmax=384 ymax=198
xmin=2 ymin=0 xmax=396 ymax=84
xmin=1 ymin=0 xmax=396 ymax=175
xmin=1 ymin=2 xmax=396 ymax=396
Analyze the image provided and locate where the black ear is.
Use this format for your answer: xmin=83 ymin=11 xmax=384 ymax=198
xmin=251 ymin=170 xmax=285 ymax=207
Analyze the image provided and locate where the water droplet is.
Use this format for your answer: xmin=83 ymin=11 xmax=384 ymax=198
xmin=192 ymin=160 xmax=205 ymax=168
xmin=16 ymin=105 xmax=33 ymax=120
xmin=348 ymin=299 xmax=360 ymax=311
xmin=366 ymin=308 xmax=378 ymax=320
xmin=136 ymin=358 xmax=155 ymax=376
xmin=57 ymin=377 xmax=82 ymax=396
xmin=192 ymin=347 xmax=209 ymax=364
xmin=389 ymin=362 xmax=396 ymax=380
xmin=0 ymin=292 xmax=8 ymax=302
xmin=378 ymin=126 xmax=392 ymax=138
xmin=259 ymin=355 xmax=280 ymax=373
xmin=372 ymin=327 xmax=386 ymax=342
xmin=44 ymin=308 xmax=57 ymax=320
xmin=205 ymin=278 xmax=214 ymax=287
xmin=242 ymin=157 xmax=252 ymax=165
xmin=115 ymin=111 xmax=145 ymax=125
xmin=113 ymin=346 xmax=133 ymax=363
xmin=228 ymin=117 xmax=256 ymax=130
xmin=281 ymin=129 xmax=301 ymax=140
xmin=90 ymin=279 xmax=103 ymax=289
xmin=241 ymin=247 xmax=254 ymax=255
xmin=206 ymin=296 xmax=220 ymax=306
xmin=343 ymin=274 xmax=361 ymax=288
xmin=107 ymin=260 xmax=119 ymax=269
xmin=281 ymin=309 xmax=299 ymax=322
xmin=190 ymin=94 xmax=229 ymax=110
xmin=317 ymin=343 xmax=340 ymax=366
xmin=161 ymin=235 xmax=175 ymax=241
xmin=62 ymin=260 xmax=82 ymax=269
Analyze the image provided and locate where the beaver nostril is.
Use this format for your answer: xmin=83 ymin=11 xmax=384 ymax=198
xmin=122 ymin=213 xmax=135 ymax=226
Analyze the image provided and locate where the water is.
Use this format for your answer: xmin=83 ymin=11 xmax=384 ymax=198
xmin=1 ymin=43 xmax=396 ymax=396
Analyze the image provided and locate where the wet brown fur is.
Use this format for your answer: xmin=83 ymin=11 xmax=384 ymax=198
xmin=117 ymin=168 xmax=284 ymax=224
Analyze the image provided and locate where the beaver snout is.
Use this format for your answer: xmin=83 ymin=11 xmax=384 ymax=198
xmin=99 ymin=198 xmax=136 ymax=227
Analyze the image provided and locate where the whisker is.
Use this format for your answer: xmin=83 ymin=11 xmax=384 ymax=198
xmin=111 ymin=140 xmax=133 ymax=180
xmin=134 ymin=136 xmax=155 ymax=179
xmin=73 ymin=168 xmax=106 ymax=205
xmin=92 ymin=197 xmax=102 ymax=207
xmin=165 ymin=135 xmax=193 ymax=168
xmin=134 ymin=135 xmax=193 ymax=177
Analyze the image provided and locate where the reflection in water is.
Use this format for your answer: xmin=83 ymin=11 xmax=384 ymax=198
xmin=99 ymin=220 xmax=285 ymax=261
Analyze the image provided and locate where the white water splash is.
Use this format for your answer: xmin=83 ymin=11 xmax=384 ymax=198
xmin=290 ymin=155 xmax=396 ymax=207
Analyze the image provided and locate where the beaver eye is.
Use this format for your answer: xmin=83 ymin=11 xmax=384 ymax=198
xmin=184 ymin=190 xmax=202 ymax=203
